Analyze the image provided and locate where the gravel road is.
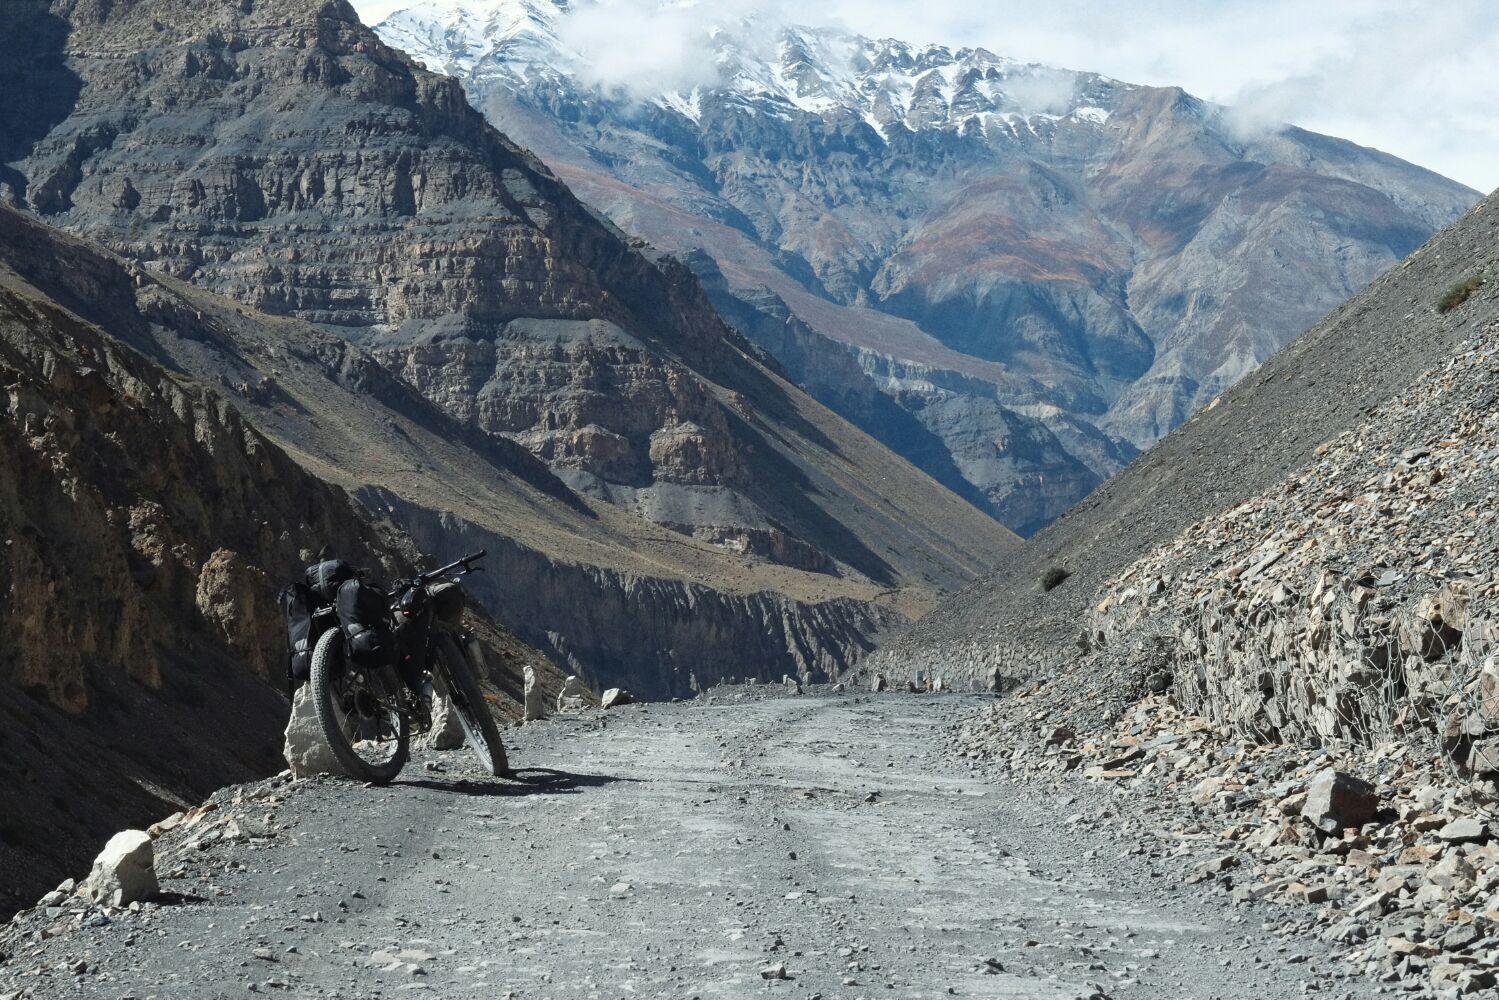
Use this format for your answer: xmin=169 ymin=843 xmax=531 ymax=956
xmin=1 ymin=693 xmax=1368 ymax=999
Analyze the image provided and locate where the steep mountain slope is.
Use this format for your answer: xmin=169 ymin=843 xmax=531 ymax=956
xmin=869 ymin=191 xmax=1499 ymax=706
xmin=0 ymin=203 xmax=570 ymax=918
xmin=0 ymin=0 xmax=1014 ymax=588
xmin=372 ymin=0 xmax=1479 ymax=534
xmin=0 ymin=196 xmax=972 ymax=707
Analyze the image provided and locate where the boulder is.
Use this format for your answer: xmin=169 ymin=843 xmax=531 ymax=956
xmin=283 ymin=684 xmax=346 ymax=778
xmin=523 ymin=665 xmax=547 ymax=722
xmin=870 ymin=673 xmax=888 ymax=692
xmin=1437 ymin=817 xmax=1489 ymax=844
xmin=1301 ymin=769 xmax=1379 ymax=834
xmin=83 ymin=830 xmax=157 ymax=907
xmin=1429 ymin=851 xmax=1476 ymax=890
xmin=601 ymin=687 xmax=633 ymax=710
xmin=1467 ymin=738 xmax=1499 ymax=774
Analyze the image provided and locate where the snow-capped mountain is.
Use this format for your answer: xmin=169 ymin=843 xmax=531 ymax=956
xmin=371 ymin=0 xmax=1480 ymax=535
xmin=381 ymin=0 xmax=1122 ymax=134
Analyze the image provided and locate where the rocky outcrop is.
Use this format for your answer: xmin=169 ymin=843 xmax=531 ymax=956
xmin=381 ymin=2 xmax=1479 ymax=533
xmin=2 ymin=0 xmax=1015 ymax=575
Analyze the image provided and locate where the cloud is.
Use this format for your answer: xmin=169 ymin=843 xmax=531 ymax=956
xmin=553 ymin=0 xmax=806 ymax=101
xmin=554 ymin=1 xmax=721 ymax=99
xmin=1003 ymin=67 xmax=1077 ymax=116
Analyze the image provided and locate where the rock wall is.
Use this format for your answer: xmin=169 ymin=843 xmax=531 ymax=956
xmin=1077 ymin=317 xmax=1499 ymax=767
xmin=0 ymin=243 xmax=389 ymax=916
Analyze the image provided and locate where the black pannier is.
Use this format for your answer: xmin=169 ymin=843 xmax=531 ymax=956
xmin=278 ymin=581 xmax=331 ymax=694
xmin=335 ymin=577 xmax=397 ymax=675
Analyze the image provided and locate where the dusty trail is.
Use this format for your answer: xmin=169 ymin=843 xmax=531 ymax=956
xmin=1 ymin=694 xmax=1355 ymax=999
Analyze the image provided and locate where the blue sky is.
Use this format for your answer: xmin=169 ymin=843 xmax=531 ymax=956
xmin=353 ymin=0 xmax=1497 ymax=191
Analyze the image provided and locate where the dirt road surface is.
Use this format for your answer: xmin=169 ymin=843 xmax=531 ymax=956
xmin=1 ymin=694 xmax=1365 ymax=999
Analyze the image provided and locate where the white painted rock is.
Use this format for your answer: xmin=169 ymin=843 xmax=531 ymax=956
xmin=423 ymin=678 xmax=466 ymax=751
xmin=601 ymin=687 xmax=633 ymax=710
xmin=283 ymin=684 xmax=346 ymax=778
xmin=556 ymin=674 xmax=589 ymax=713
xmin=84 ymin=830 xmax=157 ymax=907
xmin=523 ymin=665 xmax=547 ymax=722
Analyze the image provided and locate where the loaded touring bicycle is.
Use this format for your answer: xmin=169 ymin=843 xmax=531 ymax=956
xmin=281 ymin=550 xmax=505 ymax=782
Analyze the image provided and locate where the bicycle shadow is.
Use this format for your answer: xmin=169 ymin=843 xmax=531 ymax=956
xmin=399 ymin=767 xmax=634 ymax=798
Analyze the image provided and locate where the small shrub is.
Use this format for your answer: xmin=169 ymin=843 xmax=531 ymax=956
xmin=1040 ymin=566 xmax=1071 ymax=592
xmin=1437 ymin=271 xmax=1484 ymax=314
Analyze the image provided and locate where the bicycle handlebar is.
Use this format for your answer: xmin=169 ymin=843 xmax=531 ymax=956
xmin=419 ymin=549 xmax=487 ymax=585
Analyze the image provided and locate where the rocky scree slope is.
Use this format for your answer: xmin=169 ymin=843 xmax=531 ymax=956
xmin=871 ymin=189 xmax=1499 ymax=704
xmin=0 ymin=0 xmax=1015 ymax=586
xmin=0 ymin=204 xmax=568 ymax=919
xmin=0 ymin=202 xmax=917 ymax=701
xmin=376 ymin=0 xmax=1478 ymax=535
xmin=941 ymin=258 xmax=1499 ymax=995
xmin=884 ymin=191 xmax=1499 ymax=998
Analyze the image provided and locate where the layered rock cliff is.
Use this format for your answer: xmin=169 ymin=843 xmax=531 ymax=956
xmin=370 ymin=492 xmax=899 ymax=694
xmin=373 ymin=0 xmax=1480 ymax=533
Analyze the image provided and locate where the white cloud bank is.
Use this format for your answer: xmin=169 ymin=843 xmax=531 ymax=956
xmin=353 ymin=0 xmax=1498 ymax=191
